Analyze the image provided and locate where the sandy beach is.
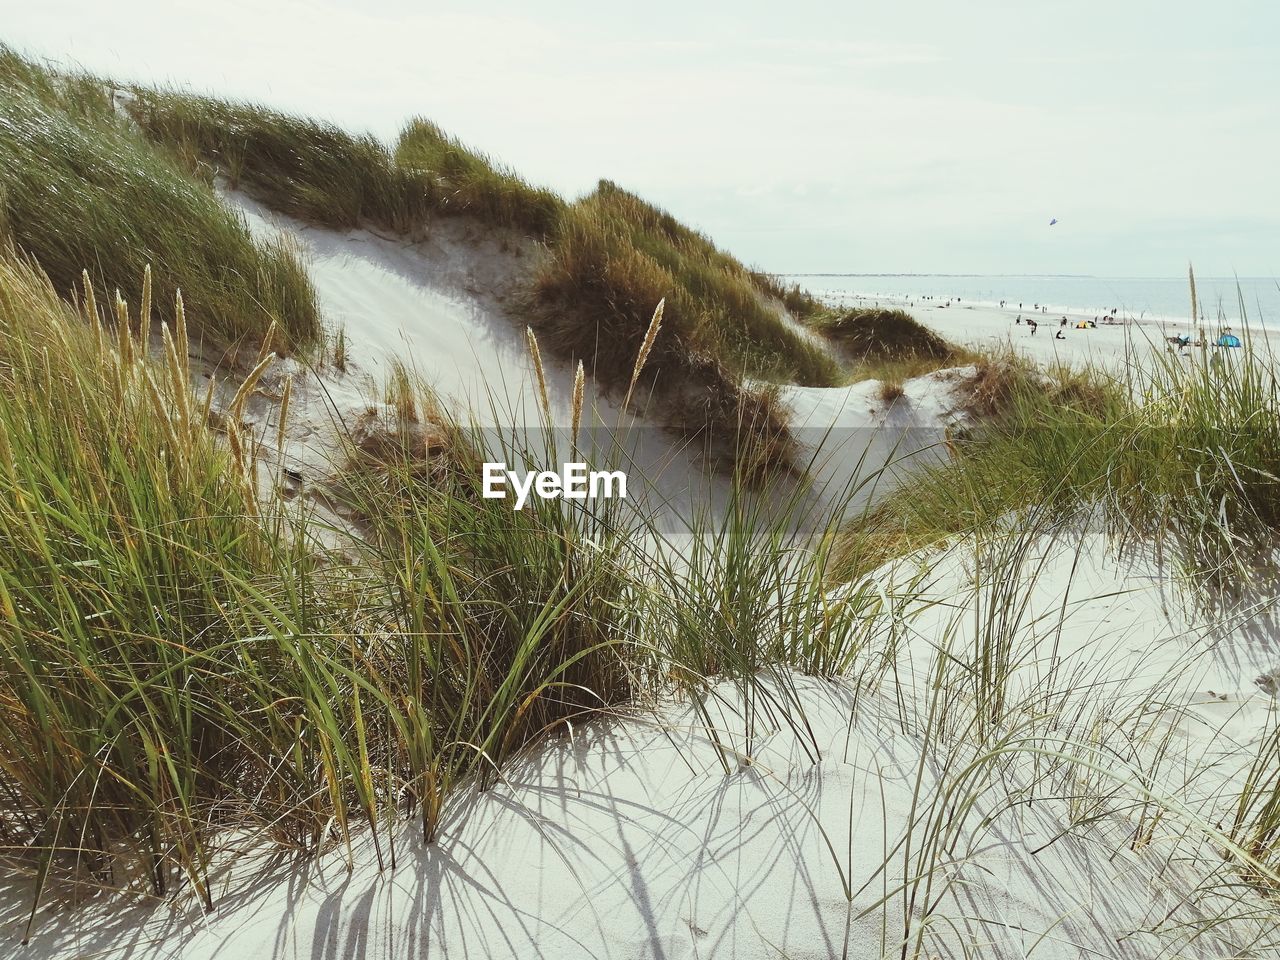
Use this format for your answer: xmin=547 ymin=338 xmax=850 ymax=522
xmin=817 ymin=290 xmax=1266 ymax=370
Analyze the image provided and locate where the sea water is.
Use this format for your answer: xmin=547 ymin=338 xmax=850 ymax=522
xmin=781 ymin=274 xmax=1280 ymax=326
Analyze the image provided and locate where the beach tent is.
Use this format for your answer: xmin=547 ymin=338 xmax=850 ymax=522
xmin=1218 ymin=334 xmax=1242 ymax=348
xmin=1075 ymin=321 xmax=1089 ymax=329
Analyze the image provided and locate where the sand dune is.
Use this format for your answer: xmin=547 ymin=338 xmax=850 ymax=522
xmin=9 ymin=532 xmax=1277 ymax=959
xmin=6 ymin=196 xmax=1278 ymax=960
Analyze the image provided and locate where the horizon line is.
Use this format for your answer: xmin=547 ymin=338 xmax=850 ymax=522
xmin=774 ymin=272 xmax=1277 ymax=281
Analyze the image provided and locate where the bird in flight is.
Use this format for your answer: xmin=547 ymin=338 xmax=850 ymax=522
xmin=1049 ymin=218 xmax=1059 ymax=226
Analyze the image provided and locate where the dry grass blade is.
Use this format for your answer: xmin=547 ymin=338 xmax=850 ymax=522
xmin=80 ymin=267 xmax=97 ymax=324
xmin=228 ymin=351 xmax=276 ymax=424
xmin=570 ymin=360 xmax=585 ymax=445
xmin=526 ymin=325 xmax=551 ymax=419
xmin=621 ymin=298 xmax=663 ymax=414
xmin=140 ymin=262 xmax=152 ymax=327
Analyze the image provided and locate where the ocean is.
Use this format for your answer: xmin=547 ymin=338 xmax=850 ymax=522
xmin=781 ymin=274 xmax=1280 ymax=326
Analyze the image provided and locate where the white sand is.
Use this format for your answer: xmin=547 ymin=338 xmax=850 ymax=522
xmin=8 ymin=532 xmax=1278 ymax=958
xmin=816 ymin=290 xmax=1256 ymax=372
xmin=228 ymin=190 xmax=567 ymax=423
xmin=776 ymin=367 xmax=970 ymax=507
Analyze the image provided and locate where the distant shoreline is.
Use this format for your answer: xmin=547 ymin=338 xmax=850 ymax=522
xmin=778 ymin=272 xmax=1099 ymax=279
xmin=782 ymin=273 xmax=1279 ymax=327
xmin=776 ymin=272 xmax=1274 ymax=281
xmin=811 ymin=289 xmax=1275 ymax=373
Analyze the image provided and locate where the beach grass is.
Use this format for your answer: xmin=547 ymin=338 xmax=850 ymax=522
xmin=838 ymin=318 xmax=1280 ymax=589
xmin=325 ymin=336 xmax=662 ymax=840
xmin=394 ymin=118 xmax=565 ymax=236
xmin=0 ymin=267 xmax=842 ymax=909
xmin=525 ymin=190 xmax=832 ymax=475
xmin=0 ymin=255 xmax=338 ymax=914
xmin=543 ymin=180 xmax=840 ymax=388
xmin=810 ymin=306 xmax=979 ymax=385
xmin=4 ymin=256 xmax=1280 ymax=951
xmin=0 ymin=47 xmax=320 ymax=352
xmin=126 ymin=89 xmax=435 ymax=234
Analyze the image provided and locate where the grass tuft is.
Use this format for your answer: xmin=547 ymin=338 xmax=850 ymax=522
xmin=395 ymin=118 xmax=565 ymax=235
xmin=840 ymin=316 xmax=1280 ymax=589
xmin=126 ymin=89 xmax=434 ymax=234
xmin=0 ymin=47 xmax=320 ymax=352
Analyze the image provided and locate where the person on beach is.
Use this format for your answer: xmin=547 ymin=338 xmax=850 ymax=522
xmin=1060 ymin=317 xmax=1068 ymax=327
xmin=1055 ymin=330 xmax=1066 ymax=340
xmin=1028 ymin=319 xmax=1038 ymax=334
xmin=1016 ymin=316 xmax=1022 ymax=325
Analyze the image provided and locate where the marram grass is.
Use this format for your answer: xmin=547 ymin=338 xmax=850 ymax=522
xmin=0 ymin=255 xmax=333 ymax=918
xmin=3 ymin=255 xmax=1280 ymax=957
xmin=0 ymin=46 xmax=320 ymax=352
xmin=841 ymin=325 xmax=1280 ymax=589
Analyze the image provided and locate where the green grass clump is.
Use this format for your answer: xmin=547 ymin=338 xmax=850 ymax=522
xmin=0 ymin=48 xmax=320 ymax=352
xmin=526 ymin=188 xmax=831 ymax=476
xmin=535 ymin=227 xmax=792 ymax=468
xmin=542 ymin=180 xmax=839 ymax=391
xmin=816 ymin=307 xmax=955 ymax=360
xmin=127 ymin=89 xmax=435 ymax=233
xmin=395 ymin=118 xmax=565 ymax=236
xmin=836 ymin=353 xmax=1126 ymax=576
xmin=341 ymin=443 xmax=644 ymax=839
xmin=129 ymin=95 xmax=565 ymax=239
xmin=811 ymin=306 xmax=975 ymax=384
xmin=839 ymin=327 xmax=1280 ymax=586
xmin=332 ymin=363 xmax=647 ymax=840
xmin=0 ymin=256 xmax=345 ymax=911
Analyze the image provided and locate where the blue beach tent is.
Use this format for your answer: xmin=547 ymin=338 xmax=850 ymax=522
xmin=1218 ymin=333 xmax=1242 ymax=348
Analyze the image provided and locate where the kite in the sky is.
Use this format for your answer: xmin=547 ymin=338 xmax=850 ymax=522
xmin=1049 ymin=218 xmax=1059 ymax=226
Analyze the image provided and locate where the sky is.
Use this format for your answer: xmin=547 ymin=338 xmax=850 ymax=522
xmin=7 ymin=1 xmax=1279 ymax=277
